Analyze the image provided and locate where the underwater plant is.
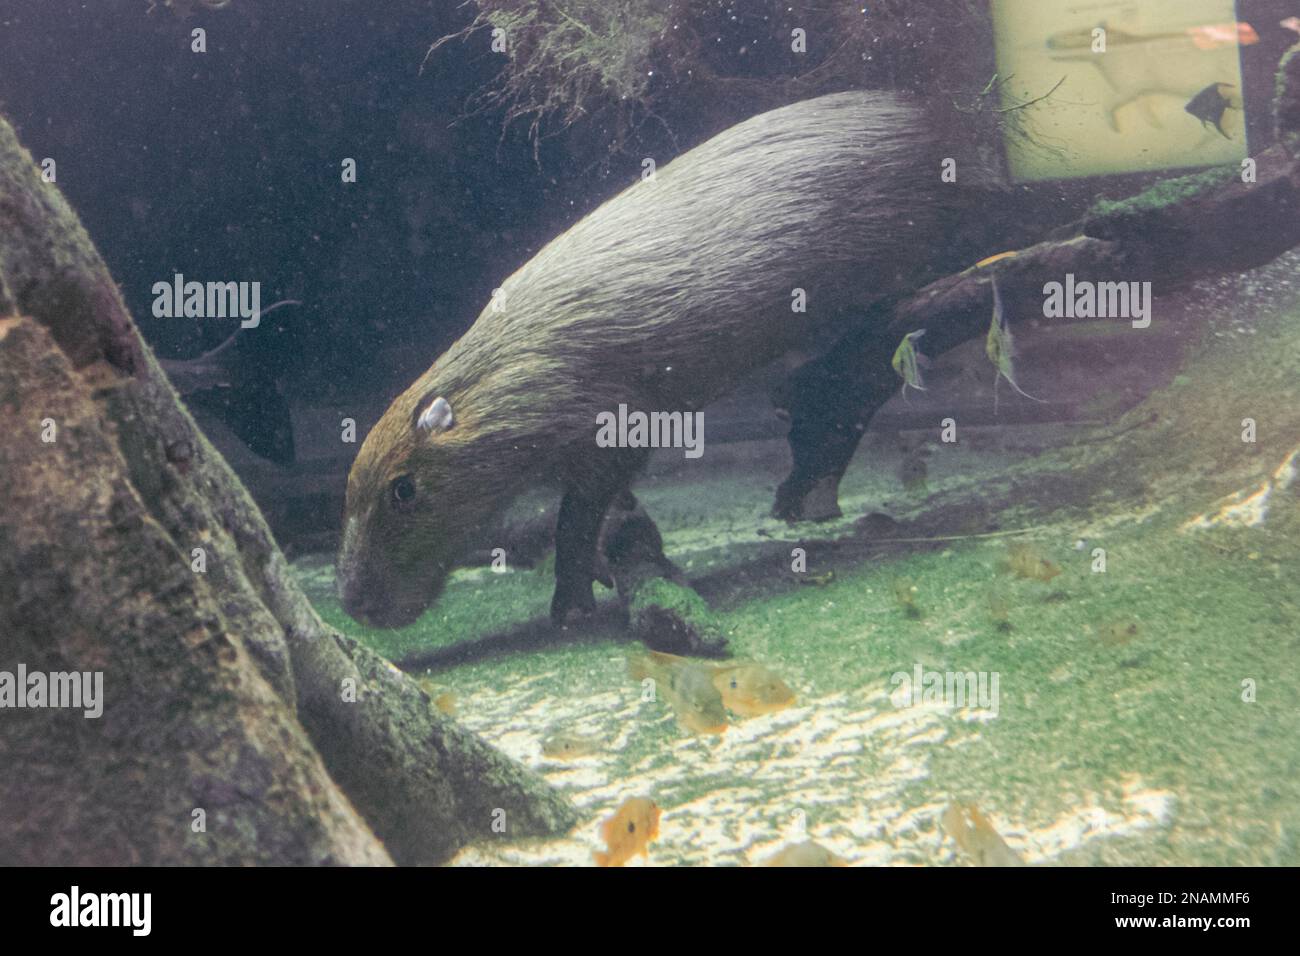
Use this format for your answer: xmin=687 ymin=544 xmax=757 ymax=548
xmin=426 ymin=0 xmax=995 ymax=153
xmin=426 ymin=0 xmax=671 ymax=151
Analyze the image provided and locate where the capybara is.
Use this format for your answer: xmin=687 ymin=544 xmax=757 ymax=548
xmin=337 ymin=90 xmax=990 ymax=628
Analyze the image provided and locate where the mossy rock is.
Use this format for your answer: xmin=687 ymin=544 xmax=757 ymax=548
xmin=628 ymin=577 xmax=730 ymax=657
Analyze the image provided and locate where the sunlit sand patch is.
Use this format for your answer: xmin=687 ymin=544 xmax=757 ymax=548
xmin=1181 ymin=442 xmax=1300 ymax=530
xmin=924 ymin=776 xmax=1173 ymax=867
xmin=956 ymin=706 xmax=999 ymax=724
xmin=1019 ymin=778 xmax=1175 ymax=861
xmin=450 ymin=685 xmax=963 ymax=866
xmin=446 ymin=654 xmax=1175 ymax=866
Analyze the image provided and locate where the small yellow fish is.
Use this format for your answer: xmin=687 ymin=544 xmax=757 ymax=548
xmin=987 ymin=589 xmax=1013 ymax=632
xmin=416 ymin=676 xmax=459 ymax=716
xmin=891 ymin=329 xmax=928 ymax=396
xmin=1186 ymin=21 xmax=1259 ymax=50
xmin=893 ymin=576 xmax=923 ymax=619
xmin=541 ymin=732 xmax=600 ymax=759
xmin=713 ymin=663 xmax=796 ymax=717
xmin=1005 ymin=542 xmax=1062 ymax=582
xmin=760 ymin=840 xmax=848 ymax=867
xmin=630 ymin=651 xmax=729 ymax=735
xmin=594 ymin=797 xmax=661 ymax=867
xmin=941 ymin=802 xmax=1025 ymax=867
xmin=899 ymin=450 xmax=928 ymax=494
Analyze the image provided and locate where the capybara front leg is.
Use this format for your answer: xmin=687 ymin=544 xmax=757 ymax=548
xmin=552 ymin=451 xmax=651 ymax=626
xmin=551 ymin=484 xmax=620 ymax=627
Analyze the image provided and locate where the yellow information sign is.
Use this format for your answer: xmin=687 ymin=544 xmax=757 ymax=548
xmin=991 ymin=0 xmax=1251 ymax=180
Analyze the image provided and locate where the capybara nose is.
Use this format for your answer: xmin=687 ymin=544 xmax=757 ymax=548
xmin=336 ymin=569 xmax=375 ymax=623
xmin=339 ymin=590 xmax=369 ymax=624
xmin=336 ymin=571 xmax=427 ymax=629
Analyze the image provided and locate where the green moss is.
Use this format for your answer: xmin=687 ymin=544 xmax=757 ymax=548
xmin=628 ymin=576 xmax=709 ymax=622
xmin=1086 ymin=165 xmax=1238 ymax=225
xmin=628 ymin=576 xmax=729 ymax=654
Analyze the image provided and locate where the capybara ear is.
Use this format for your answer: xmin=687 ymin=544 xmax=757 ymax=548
xmin=415 ymin=395 xmax=454 ymax=434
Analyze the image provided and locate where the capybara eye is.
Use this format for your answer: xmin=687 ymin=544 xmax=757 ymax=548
xmin=390 ymin=475 xmax=417 ymax=506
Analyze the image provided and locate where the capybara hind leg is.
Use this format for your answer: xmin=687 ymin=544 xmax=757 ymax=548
xmin=772 ymin=322 xmax=898 ymax=522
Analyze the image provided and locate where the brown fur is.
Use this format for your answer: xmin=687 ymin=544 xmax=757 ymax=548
xmin=338 ymin=91 xmax=978 ymax=627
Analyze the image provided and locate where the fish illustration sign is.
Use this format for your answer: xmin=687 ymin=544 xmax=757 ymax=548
xmin=991 ymin=0 xmax=1249 ymax=180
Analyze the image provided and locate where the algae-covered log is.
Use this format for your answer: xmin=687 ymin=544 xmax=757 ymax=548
xmin=778 ymin=46 xmax=1300 ymax=524
xmin=884 ymin=144 xmax=1300 ymax=343
xmin=0 ymin=114 xmax=575 ymax=865
xmin=889 ymin=42 xmax=1300 ymax=346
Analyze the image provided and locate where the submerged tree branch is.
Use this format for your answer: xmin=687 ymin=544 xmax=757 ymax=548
xmin=887 ymin=41 xmax=1300 ymax=353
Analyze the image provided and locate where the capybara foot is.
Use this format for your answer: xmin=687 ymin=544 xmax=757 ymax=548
xmin=773 ymin=474 xmax=843 ymax=523
xmin=550 ymin=581 xmax=597 ymax=628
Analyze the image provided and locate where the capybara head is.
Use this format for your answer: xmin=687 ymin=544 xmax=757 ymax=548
xmin=336 ymin=382 xmax=492 ymax=628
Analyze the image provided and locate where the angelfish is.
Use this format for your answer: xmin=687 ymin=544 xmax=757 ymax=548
xmin=986 ymin=279 xmax=1043 ymax=413
xmin=1184 ymin=83 xmax=1239 ymax=139
xmin=891 ymin=329 xmax=929 ymax=397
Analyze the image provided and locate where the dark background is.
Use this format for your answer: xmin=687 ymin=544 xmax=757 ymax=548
xmin=1 ymin=0 xmax=1294 ymax=546
xmin=2 ymin=0 xmax=1290 ymax=400
xmin=0 ymin=0 xmax=888 ymax=402
xmin=1 ymin=0 xmax=591 ymax=397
